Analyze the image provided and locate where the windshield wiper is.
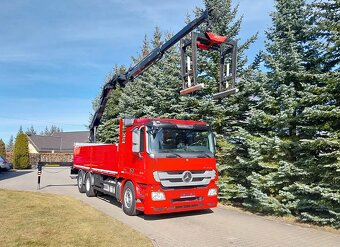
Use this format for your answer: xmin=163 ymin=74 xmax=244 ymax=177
xmin=196 ymin=153 xmax=211 ymax=158
xmin=165 ymin=153 xmax=182 ymax=158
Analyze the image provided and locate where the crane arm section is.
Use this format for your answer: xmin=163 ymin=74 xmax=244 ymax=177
xmin=89 ymin=11 xmax=209 ymax=142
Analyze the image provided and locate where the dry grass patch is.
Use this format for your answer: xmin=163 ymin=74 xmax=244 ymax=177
xmin=0 ymin=189 xmax=152 ymax=247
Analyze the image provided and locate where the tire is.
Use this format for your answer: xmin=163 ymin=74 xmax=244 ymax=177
xmin=77 ymin=170 xmax=86 ymax=193
xmin=85 ymin=172 xmax=96 ymax=197
xmin=122 ymin=181 xmax=137 ymax=216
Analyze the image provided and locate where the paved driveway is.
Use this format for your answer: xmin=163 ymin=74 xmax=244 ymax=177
xmin=1 ymin=168 xmax=339 ymax=247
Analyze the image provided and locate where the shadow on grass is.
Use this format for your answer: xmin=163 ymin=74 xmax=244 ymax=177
xmin=0 ymin=170 xmax=33 ymax=181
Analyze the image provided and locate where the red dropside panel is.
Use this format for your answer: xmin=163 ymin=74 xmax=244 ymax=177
xmin=73 ymin=144 xmax=119 ymax=174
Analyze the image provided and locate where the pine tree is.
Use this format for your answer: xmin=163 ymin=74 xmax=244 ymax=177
xmin=230 ymin=0 xmax=340 ymax=227
xmin=282 ymin=0 xmax=340 ymax=227
xmin=311 ymin=0 xmax=339 ymax=72
xmin=217 ymin=71 xmax=290 ymax=214
xmin=0 ymin=139 xmax=6 ymax=158
xmin=239 ymin=0 xmax=312 ymax=215
xmin=25 ymin=125 xmax=37 ymax=135
xmin=117 ymin=29 xmax=182 ymax=119
xmin=6 ymin=135 xmax=14 ymax=152
xmin=95 ymin=88 xmax=122 ymax=143
xmin=42 ymin=125 xmax=62 ymax=136
xmin=13 ymin=131 xmax=30 ymax=169
xmin=93 ymin=64 xmax=126 ymax=143
xmin=219 ymin=0 xmax=315 ymax=216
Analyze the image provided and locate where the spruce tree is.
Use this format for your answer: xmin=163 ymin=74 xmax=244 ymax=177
xmin=234 ymin=0 xmax=340 ymax=227
xmin=219 ymin=0 xmax=319 ymax=216
xmin=311 ymin=0 xmax=339 ymax=72
xmin=42 ymin=125 xmax=62 ymax=136
xmin=117 ymin=29 xmax=182 ymax=120
xmin=0 ymin=139 xmax=6 ymax=158
xmin=93 ymin=65 xmax=126 ymax=143
xmin=283 ymin=0 xmax=340 ymax=227
xmin=13 ymin=131 xmax=30 ymax=169
xmin=25 ymin=125 xmax=37 ymax=135
xmin=6 ymin=135 xmax=14 ymax=152
xmin=238 ymin=0 xmax=312 ymax=215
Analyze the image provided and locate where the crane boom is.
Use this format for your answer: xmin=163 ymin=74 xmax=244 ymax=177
xmin=89 ymin=11 xmax=209 ymax=142
xmin=89 ymin=9 xmax=238 ymax=142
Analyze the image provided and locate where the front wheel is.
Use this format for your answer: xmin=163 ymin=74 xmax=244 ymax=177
xmin=122 ymin=181 xmax=137 ymax=216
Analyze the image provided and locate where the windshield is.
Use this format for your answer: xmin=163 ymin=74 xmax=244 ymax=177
xmin=147 ymin=127 xmax=215 ymax=157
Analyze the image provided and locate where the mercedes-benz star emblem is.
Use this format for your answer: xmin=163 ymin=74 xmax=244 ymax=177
xmin=182 ymin=171 xmax=193 ymax=183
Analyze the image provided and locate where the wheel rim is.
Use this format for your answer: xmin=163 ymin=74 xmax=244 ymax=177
xmin=124 ymin=188 xmax=133 ymax=209
xmin=78 ymin=174 xmax=83 ymax=188
xmin=86 ymin=175 xmax=90 ymax=191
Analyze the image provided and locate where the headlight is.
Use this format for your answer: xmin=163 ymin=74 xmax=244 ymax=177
xmin=208 ymin=188 xmax=217 ymax=196
xmin=151 ymin=191 xmax=166 ymax=201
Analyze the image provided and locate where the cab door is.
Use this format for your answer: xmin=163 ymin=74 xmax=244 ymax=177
xmin=131 ymin=127 xmax=146 ymax=181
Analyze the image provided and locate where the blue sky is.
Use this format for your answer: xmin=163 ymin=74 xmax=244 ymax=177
xmin=0 ymin=0 xmax=273 ymax=144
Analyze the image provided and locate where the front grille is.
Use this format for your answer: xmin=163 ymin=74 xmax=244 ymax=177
xmin=174 ymin=204 xmax=204 ymax=209
xmin=153 ymin=170 xmax=216 ymax=188
xmin=172 ymin=197 xmax=203 ymax=203
xmin=161 ymin=185 xmax=207 ymax=190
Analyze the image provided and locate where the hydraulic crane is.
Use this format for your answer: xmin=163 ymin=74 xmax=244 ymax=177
xmin=89 ymin=10 xmax=238 ymax=142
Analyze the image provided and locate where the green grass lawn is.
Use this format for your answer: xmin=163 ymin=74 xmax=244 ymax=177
xmin=0 ymin=189 xmax=152 ymax=247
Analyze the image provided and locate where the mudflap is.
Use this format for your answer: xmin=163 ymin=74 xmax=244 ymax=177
xmin=70 ymin=167 xmax=78 ymax=179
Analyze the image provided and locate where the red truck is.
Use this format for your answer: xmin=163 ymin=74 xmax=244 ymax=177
xmin=73 ymin=118 xmax=218 ymax=215
xmin=72 ymin=10 xmax=237 ymax=215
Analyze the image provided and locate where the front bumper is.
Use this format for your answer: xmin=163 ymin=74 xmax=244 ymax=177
xmin=138 ymin=184 xmax=218 ymax=215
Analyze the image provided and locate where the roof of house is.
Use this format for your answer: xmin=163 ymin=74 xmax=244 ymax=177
xmin=28 ymin=131 xmax=89 ymax=153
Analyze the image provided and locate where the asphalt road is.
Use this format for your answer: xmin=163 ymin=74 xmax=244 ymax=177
xmin=1 ymin=168 xmax=339 ymax=247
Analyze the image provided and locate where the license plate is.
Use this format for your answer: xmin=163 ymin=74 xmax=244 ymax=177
xmin=180 ymin=192 xmax=195 ymax=198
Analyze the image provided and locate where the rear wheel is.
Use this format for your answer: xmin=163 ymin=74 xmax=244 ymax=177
xmin=122 ymin=181 xmax=137 ymax=216
xmin=77 ymin=170 xmax=86 ymax=193
xmin=85 ymin=172 xmax=96 ymax=197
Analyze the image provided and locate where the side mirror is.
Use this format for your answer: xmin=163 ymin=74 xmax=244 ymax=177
xmin=132 ymin=128 xmax=140 ymax=153
xmin=211 ymin=132 xmax=217 ymax=155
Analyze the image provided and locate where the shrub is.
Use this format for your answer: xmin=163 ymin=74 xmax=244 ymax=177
xmin=13 ymin=132 xmax=30 ymax=169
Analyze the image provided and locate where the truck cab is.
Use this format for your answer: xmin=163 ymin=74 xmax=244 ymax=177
xmin=120 ymin=118 xmax=218 ymax=214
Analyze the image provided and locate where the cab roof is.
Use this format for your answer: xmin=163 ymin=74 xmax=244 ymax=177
xmin=132 ymin=118 xmax=208 ymax=126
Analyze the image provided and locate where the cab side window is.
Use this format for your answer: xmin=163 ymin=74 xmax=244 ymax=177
xmin=140 ymin=127 xmax=145 ymax=152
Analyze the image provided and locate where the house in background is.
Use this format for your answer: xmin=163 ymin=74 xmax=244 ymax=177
xmin=27 ymin=131 xmax=90 ymax=166
xmin=28 ymin=131 xmax=90 ymax=154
